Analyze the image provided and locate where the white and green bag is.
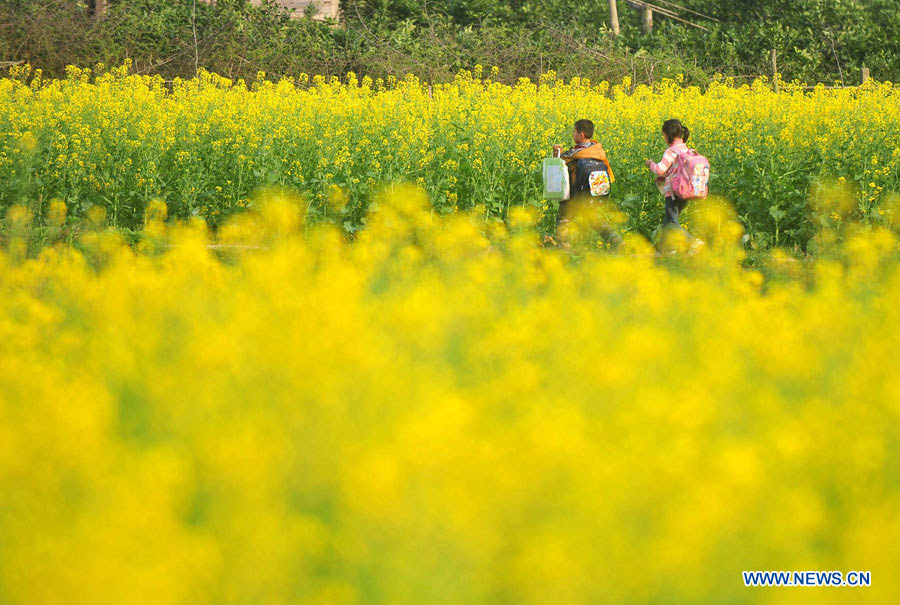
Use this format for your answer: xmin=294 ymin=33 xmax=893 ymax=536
xmin=542 ymin=156 xmax=570 ymax=201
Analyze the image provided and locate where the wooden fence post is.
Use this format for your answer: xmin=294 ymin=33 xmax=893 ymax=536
xmin=861 ymin=67 xmax=870 ymax=84
xmin=608 ymin=0 xmax=620 ymax=36
xmin=771 ymin=48 xmax=778 ymax=93
xmin=642 ymin=5 xmax=653 ymax=34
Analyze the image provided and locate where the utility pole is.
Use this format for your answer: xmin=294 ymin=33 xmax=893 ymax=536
xmin=609 ymin=0 xmax=620 ymax=36
xmin=771 ymin=48 xmax=778 ymax=93
xmin=93 ymin=0 xmax=108 ymax=22
xmin=642 ymin=5 xmax=653 ymax=33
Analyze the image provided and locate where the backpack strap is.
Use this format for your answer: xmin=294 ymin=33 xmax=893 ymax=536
xmin=668 ymin=146 xmax=692 ymax=173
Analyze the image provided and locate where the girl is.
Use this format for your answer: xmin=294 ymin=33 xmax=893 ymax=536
xmin=645 ymin=119 xmax=692 ymax=239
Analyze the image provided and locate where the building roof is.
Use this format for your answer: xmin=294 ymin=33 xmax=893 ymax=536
xmin=250 ymin=0 xmax=340 ymax=20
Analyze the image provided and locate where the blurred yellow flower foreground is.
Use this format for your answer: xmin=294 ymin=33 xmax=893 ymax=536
xmin=1 ymin=189 xmax=899 ymax=604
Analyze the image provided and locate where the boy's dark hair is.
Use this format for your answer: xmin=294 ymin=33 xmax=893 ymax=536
xmin=662 ymin=119 xmax=688 ymax=144
xmin=574 ymin=119 xmax=594 ymax=139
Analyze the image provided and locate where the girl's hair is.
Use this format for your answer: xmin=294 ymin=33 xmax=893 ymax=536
xmin=662 ymin=119 xmax=688 ymax=144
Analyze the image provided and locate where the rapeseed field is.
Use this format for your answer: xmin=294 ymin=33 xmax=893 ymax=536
xmin=1 ymin=184 xmax=899 ymax=602
xmin=2 ymin=64 xmax=899 ymax=247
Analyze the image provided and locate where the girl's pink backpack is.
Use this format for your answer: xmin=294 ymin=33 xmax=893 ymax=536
xmin=670 ymin=149 xmax=710 ymax=200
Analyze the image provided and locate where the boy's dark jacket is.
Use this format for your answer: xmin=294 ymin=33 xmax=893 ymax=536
xmin=560 ymin=141 xmax=615 ymax=185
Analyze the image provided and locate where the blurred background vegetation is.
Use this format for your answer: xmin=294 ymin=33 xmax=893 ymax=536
xmin=3 ymin=0 xmax=899 ymax=85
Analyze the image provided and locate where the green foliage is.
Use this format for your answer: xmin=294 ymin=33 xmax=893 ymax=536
xmin=5 ymin=0 xmax=898 ymax=85
xmin=628 ymin=0 xmax=900 ymax=84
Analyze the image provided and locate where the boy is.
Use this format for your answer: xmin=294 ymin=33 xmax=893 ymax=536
xmin=551 ymin=119 xmax=615 ymax=243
